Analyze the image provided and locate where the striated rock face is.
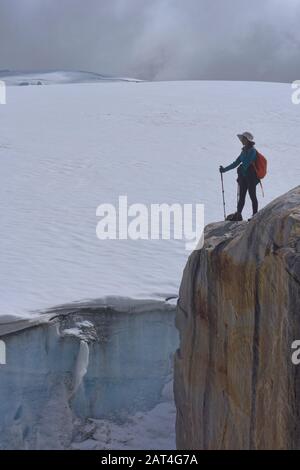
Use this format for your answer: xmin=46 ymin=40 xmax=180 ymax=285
xmin=174 ymin=186 xmax=300 ymax=450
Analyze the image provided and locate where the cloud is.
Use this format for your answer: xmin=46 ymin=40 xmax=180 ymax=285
xmin=0 ymin=0 xmax=299 ymax=82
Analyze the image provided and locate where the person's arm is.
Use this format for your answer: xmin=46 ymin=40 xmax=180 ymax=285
xmin=220 ymin=155 xmax=241 ymax=173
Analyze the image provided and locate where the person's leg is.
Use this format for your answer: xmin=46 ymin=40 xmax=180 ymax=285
xmin=237 ymin=176 xmax=247 ymax=215
xmin=248 ymin=168 xmax=258 ymax=215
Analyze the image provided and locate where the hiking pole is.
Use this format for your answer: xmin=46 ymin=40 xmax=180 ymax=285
xmin=220 ymin=172 xmax=226 ymax=220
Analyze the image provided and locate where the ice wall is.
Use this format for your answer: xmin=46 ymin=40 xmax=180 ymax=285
xmin=0 ymin=300 xmax=178 ymax=449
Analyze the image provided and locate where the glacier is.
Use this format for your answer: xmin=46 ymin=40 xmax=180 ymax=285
xmin=1 ymin=79 xmax=300 ymax=449
xmin=1 ymin=80 xmax=300 ymax=318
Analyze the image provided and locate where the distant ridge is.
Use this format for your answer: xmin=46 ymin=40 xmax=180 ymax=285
xmin=0 ymin=69 xmax=142 ymax=86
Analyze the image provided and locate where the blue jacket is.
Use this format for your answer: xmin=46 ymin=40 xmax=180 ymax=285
xmin=223 ymin=147 xmax=257 ymax=176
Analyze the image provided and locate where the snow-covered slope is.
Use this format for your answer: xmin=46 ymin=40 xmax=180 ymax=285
xmin=0 ymin=70 xmax=141 ymax=86
xmin=0 ymin=80 xmax=299 ymax=318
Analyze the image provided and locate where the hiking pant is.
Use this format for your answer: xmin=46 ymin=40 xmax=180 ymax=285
xmin=237 ymin=166 xmax=259 ymax=215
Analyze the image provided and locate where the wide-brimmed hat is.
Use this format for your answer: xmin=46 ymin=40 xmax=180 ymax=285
xmin=237 ymin=131 xmax=255 ymax=144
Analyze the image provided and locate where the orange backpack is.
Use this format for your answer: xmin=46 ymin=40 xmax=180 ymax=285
xmin=253 ymin=151 xmax=267 ymax=179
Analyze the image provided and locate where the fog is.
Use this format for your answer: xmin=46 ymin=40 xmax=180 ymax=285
xmin=0 ymin=0 xmax=299 ymax=82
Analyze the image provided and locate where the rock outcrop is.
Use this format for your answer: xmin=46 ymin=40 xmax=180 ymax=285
xmin=174 ymin=186 xmax=300 ymax=450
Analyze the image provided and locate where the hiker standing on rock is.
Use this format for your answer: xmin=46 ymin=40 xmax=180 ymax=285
xmin=219 ymin=132 xmax=266 ymax=221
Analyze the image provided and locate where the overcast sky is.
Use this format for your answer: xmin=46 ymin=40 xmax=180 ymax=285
xmin=0 ymin=0 xmax=300 ymax=82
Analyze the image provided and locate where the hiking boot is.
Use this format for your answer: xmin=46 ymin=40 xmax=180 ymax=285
xmin=226 ymin=212 xmax=243 ymax=221
xmin=248 ymin=212 xmax=257 ymax=222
